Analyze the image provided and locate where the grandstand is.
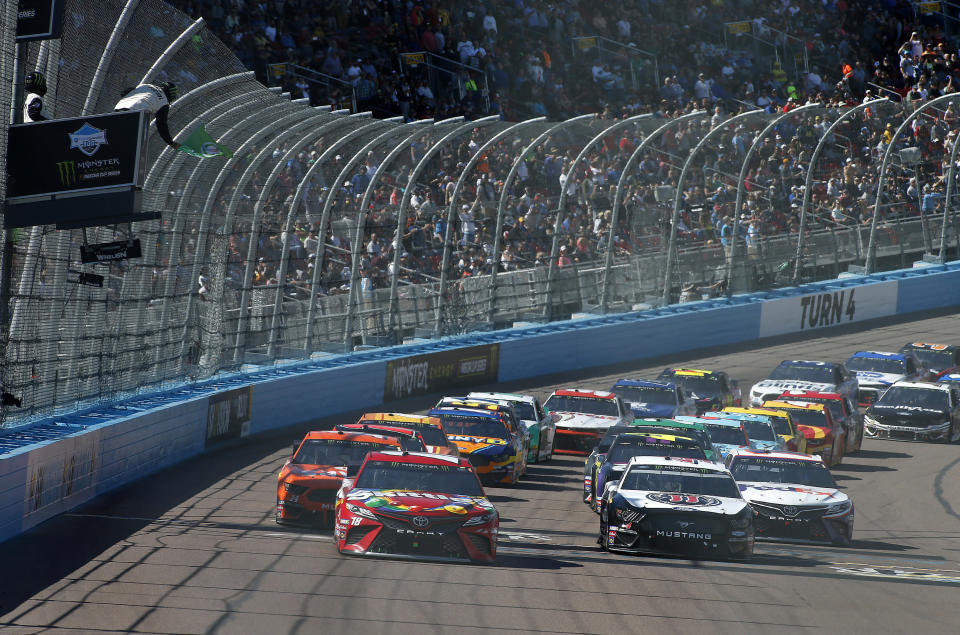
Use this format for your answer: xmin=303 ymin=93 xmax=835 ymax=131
xmin=1 ymin=0 xmax=960 ymax=426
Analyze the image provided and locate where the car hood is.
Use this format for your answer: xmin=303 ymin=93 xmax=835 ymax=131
xmin=553 ymin=412 xmax=621 ymax=429
xmin=446 ymin=435 xmax=512 ymax=455
xmin=753 ymin=379 xmax=837 ymax=394
xmin=713 ymin=443 xmax=749 ymax=458
xmin=748 ymin=439 xmax=783 ymax=451
xmin=853 ymin=371 xmax=906 ymax=387
xmin=617 ymin=489 xmax=748 ymax=515
xmin=628 ymin=402 xmax=676 ymax=417
xmin=796 ymin=424 xmax=832 ymax=441
xmin=344 ymin=488 xmax=495 ymax=516
xmin=867 ymin=405 xmax=949 ymax=424
xmin=738 ymin=482 xmax=847 ymax=506
xmin=283 ymin=463 xmax=348 ymax=480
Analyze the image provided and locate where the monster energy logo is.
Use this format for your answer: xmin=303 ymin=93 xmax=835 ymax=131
xmin=57 ymin=160 xmax=76 ymax=186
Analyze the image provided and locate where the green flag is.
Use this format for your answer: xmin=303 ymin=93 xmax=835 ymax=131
xmin=178 ymin=124 xmax=233 ymax=158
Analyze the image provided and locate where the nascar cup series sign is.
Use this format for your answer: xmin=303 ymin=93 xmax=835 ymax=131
xmin=758 ymin=280 xmax=899 ymax=338
xmin=384 ymin=344 xmax=500 ymax=401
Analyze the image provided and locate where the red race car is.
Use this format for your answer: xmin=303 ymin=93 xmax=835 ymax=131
xmin=276 ymin=430 xmax=402 ymax=527
xmin=335 ymin=451 xmax=498 ymax=563
xmin=775 ymin=390 xmax=863 ymax=454
xmin=762 ymin=400 xmax=845 ymax=467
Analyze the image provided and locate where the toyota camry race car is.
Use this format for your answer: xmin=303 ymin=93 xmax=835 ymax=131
xmin=335 ymin=451 xmax=498 ymax=563
xmin=334 ymin=423 xmax=428 ymax=452
xmin=844 ymin=351 xmax=927 ymax=407
xmin=656 ymin=368 xmax=741 ymax=413
xmin=468 ymin=392 xmax=555 ymax=463
xmin=354 ymin=413 xmax=460 ymax=456
xmin=864 ymin=381 xmax=960 ymax=442
xmin=428 ymin=406 xmax=526 ymax=485
xmin=608 ymin=379 xmax=696 ymax=418
xmin=727 ymin=449 xmax=853 ymax=545
xmin=599 ymin=457 xmax=754 ymax=560
xmin=544 ymin=389 xmax=631 ymax=455
xmin=277 ymin=431 xmax=403 ymax=527
xmin=762 ymin=400 xmax=845 ymax=466
xmin=435 ymin=397 xmax=530 ymax=462
xmin=899 ymin=342 xmax=960 ymax=374
xmin=750 ymin=360 xmax=857 ymax=407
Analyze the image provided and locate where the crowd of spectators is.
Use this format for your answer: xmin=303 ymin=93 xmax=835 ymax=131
xmin=168 ymin=0 xmax=960 ymax=298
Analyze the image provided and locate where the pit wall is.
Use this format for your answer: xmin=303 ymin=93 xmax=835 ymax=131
xmin=2 ymin=262 xmax=959 ymax=543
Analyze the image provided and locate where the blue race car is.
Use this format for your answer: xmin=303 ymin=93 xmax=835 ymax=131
xmin=676 ymin=416 xmax=751 ymax=461
xmin=845 ymin=350 xmax=927 ymax=407
xmin=705 ymin=411 xmax=786 ymax=452
xmin=609 ymin=379 xmax=696 ymax=418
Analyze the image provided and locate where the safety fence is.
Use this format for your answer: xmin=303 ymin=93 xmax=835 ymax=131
xmin=3 ymin=1 xmax=960 ymax=427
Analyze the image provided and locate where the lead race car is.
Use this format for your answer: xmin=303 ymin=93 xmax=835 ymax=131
xmin=599 ymin=456 xmax=754 ymax=560
xmin=864 ymin=381 xmax=960 ymax=442
xmin=727 ymin=449 xmax=853 ymax=545
xmin=750 ymin=360 xmax=858 ymax=407
xmin=844 ymin=350 xmax=927 ymax=407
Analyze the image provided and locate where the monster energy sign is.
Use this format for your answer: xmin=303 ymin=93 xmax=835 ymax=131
xmin=5 ymin=111 xmax=152 ymax=229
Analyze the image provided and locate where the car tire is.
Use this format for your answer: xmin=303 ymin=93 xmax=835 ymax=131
xmin=598 ymin=508 xmax=609 ymax=551
xmin=943 ymin=420 xmax=956 ymax=444
xmin=545 ymin=435 xmax=554 ymax=461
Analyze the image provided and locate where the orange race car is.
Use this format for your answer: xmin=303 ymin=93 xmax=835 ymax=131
xmin=335 ymin=422 xmax=428 ymax=452
xmin=276 ymin=430 xmax=403 ymax=527
xmin=354 ymin=413 xmax=460 ymax=456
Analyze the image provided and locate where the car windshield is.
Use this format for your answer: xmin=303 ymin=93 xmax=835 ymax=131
xmin=354 ymin=460 xmax=484 ymax=496
xmin=370 ymin=422 xmax=448 ymax=446
xmin=612 ymin=385 xmax=676 ymax=405
xmin=876 ymin=386 xmax=950 ymax=411
xmin=730 ymin=457 xmax=837 ymax=488
xmin=545 ymin=395 xmax=619 ymax=416
xmin=789 ymin=398 xmax=844 ymax=421
xmin=846 ymin=357 xmax=906 ymax=374
xmin=435 ymin=412 xmax=511 ymax=440
xmin=907 ymin=347 xmax=954 ymax=369
xmin=704 ymin=423 xmax=747 ymax=445
xmin=741 ymin=420 xmax=776 ymax=441
xmin=509 ymin=402 xmax=537 ymax=420
xmin=294 ymin=439 xmax=394 ymax=466
xmin=671 ymin=375 xmax=722 ymax=397
xmin=783 ymin=408 xmax=829 ymax=428
xmin=768 ymin=363 xmax=835 ymax=383
xmin=760 ymin=414 xmax=792 ymax=436
xmin=621 ymin=466 xmax=741 ymax=498
xmin=608 ymin=439 xmax=705 ymax=463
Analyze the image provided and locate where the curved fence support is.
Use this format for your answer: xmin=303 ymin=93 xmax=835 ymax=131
xmin=941 ymin=125 xmax=960 ymax=262
xmin=140 ymin=18 xmax=206 ymax=85
xmin=82 ymin=0 xmax=141 ymax=115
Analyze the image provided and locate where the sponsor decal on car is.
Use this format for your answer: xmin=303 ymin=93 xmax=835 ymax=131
xmin=645 ymin=492 xmax=722 ymax=506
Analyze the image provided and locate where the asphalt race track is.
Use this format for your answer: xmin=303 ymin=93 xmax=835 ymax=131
xmin=2 ymin=309 xmax=960 ymax=634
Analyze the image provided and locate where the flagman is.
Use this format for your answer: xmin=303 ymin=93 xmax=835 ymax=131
xmin=114 ymin=81 xmax=180 ymax=149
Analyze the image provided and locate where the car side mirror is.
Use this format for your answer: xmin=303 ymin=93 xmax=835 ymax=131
xmin=604 ymin=483 xmax=618 ymax=497
xmin=346 ymin=463 xmax=362 ymax=477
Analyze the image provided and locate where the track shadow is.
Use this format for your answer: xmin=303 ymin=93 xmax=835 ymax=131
xmin=493 ymin=554 xmax=583 ymax=570
xmin=847 ymin=539 xmax=920 ymax=552
xmin=519 ymin=472 xmax=581 ymax=485
xmin=853 ymin=449 xmax=913 ymax=460
xmin=832 ymin=474 xmax=863 ymax=482
xmin=486 ymin=494 xmax=528 ymax=504
xmin=832 ymin=463 xmax=897 ymax=473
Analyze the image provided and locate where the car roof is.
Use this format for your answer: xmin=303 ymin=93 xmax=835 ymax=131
xmin=778 ymin=360 xmax=838 ymax=368
xmin=680 ymin=415 xmax=743 ymax=428
xmin=625 ymin=455 xmax=728 ymax=473
xmin=613 ymin=432 xmax=697 ymax=444
xmin=337 ymin=423 xmax=420 ymax=437
xmin=849 ymin=351 xmax=907 ymax=360
xmin=717 ymin=411 xmax=773 ymax=423
xmin=303 ymin=430 xmax=403 ymax=445
xmin=902 ymin=341 xmax=958 ymax=351
xmin=612 ymin=378 xmax=676 ymax=389
xmin=428 ymin=406 xmax=505 ymax=420
xmin=440 ymin=397 xmax=513 ymax=411
xmin=468 ymin=391 xmax=535 ymax=405
xmin=359 ymin=413 xmax=442 ymax=427
xmin=938 ymin=373 xmax=960 ymax=383
xmin=762 ymin=400 xmax=826 ymax=411
xmin=635 ymin=419 xmax=706 ymax=430
xmin=774 ymin=390 xmax=843 ymax=400
xmin=727 ymin=448 xmax=822 ymax=462
xmin=364 ymin=450 xmax=470 ymax=468
xmin=551 ymin=388 xmax=617 ymax=399
xmin=663 ymin=367 xmax=719 ymax=376
xmin=888 ymin=380 xmax=950 ymax=391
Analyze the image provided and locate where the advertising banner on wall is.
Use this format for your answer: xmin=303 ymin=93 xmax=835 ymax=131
xmin=205 ymin=386 xmax=253 ymax=448
xmin=384 ymin=344 xmax=500 ymax=401
xmin=758 ymin=280 xmax=899 ymax=338
xmin=22 ymin=430 xmax=100 ymax=531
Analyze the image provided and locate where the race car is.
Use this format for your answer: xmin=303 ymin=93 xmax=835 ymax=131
xmin=864 ymin=381 xmax=960 ymax=442
xmin=435 ymin=397 xmax=530 ymax=464
xmin=544 ymin=389 xmax=632 ymax=455
xmin=938 ymin=372 xmax=960 ymax=384
xmin=773 ymin=391 xmax=862 ymax=454
xmin=598 ymin=456 xmax=754 ymax=560
xmin=628 ymin=419 xmax=720 ymax=463
xmin=761 ymin=400 xmax=845 ymax=467
xmin=334 ymin=423 xmax=428 ymax=452
xmin=277 ymin=430 xmax=403 ymax=527
xmin=335 ymin=451 xmax=498 ymax=563
xmin=749 ymin=360 xmax=857 ymax=407
xmin=707 ymin=411 xmax=786 ymax=452
xmin=727 ymin=449 xmax=853 ymax=545
xmin=591 ymin=432 xmax=707 ymax=512
xmin=428 ymin=406 xmax=526 ymax=485
xmin=675 ymin=416 xmax=751 ymax=461
xmin=844 ymin=351 xmax=928 ymax=407
xmin=468 ymin=391 xmax=555 ymax=463
xmin=656 ymin=368 xmax=742 ymax=413
xmin=899 ymin=342 xmax=960 ymax=374
xmin=608 ymin=379 xmax=696 ymax=418
xmin=354 ymin=413 xmax=459 ymax=456
xmin=721 ymin=406 xmax=806 ymax=454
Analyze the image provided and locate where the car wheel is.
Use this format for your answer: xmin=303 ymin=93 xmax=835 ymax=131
xmin=598 ymin=509 xmax=609 ymax=551
xmin=545 ymin=434 xmax=554 ymax=461
xmin=943 ymin=420 xmax=956 ymax=444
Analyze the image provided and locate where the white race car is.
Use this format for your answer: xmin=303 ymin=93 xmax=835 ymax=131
xmin=468 ymin=391 xmax=556 ymax=463
xmin=750 ymin=360 xmax=858 ymax=407
xmin=844 ymin=350 xmax=927 ymax=407
xmin=543 ymin=389 xmax=631 ymax=456
xmin=727 ymin=448 xmax=853 ymax=545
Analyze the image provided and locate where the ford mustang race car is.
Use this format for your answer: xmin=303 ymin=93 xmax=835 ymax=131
xmin=707 ymin=412 xmax=786 ymax=452
xmin=354 ymin=413 xmax=459 ymax=456
xmin=773 ymin=391 xmax=862 ymax=454
xmin=845 ymin=351 xmax=927 ymax=407
xmin=721 ymin=406 xmax=806 ymax=454
xmin=591 ymin=433 xmax=706 ymax=511
xmin=599 ymin=456 xmax=754 ymax=560
xmin=761 ymin=400 xmax=845 ymax=466
xmin=656 ymin=368 xmax=741 ymax=413
xmin=750 ymin=360 xmax=857 ymax=407
xmin=864 ymin=381 xmax=960 ymax=442
xmin=468 ymin=391 xmax=555 ymax=463
xmin=277 ymin=430 xmax=403 ymax=527
xmin=676 ymin=416 xmax=751 ymax=460
xmin=899 ymin=342 xmax=960 ymax=374
xmin=544 ymin=389 xmax=631 ymax=455
xmin=727 ymin=449 xmax=853 ymax=545
xmin=428 ymin=406 xmax=526 ymax=485
xmin=608 ymin=379 xmax=696 ymax=418
xmin=335 ymin=451 xmax=498 ymax=563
